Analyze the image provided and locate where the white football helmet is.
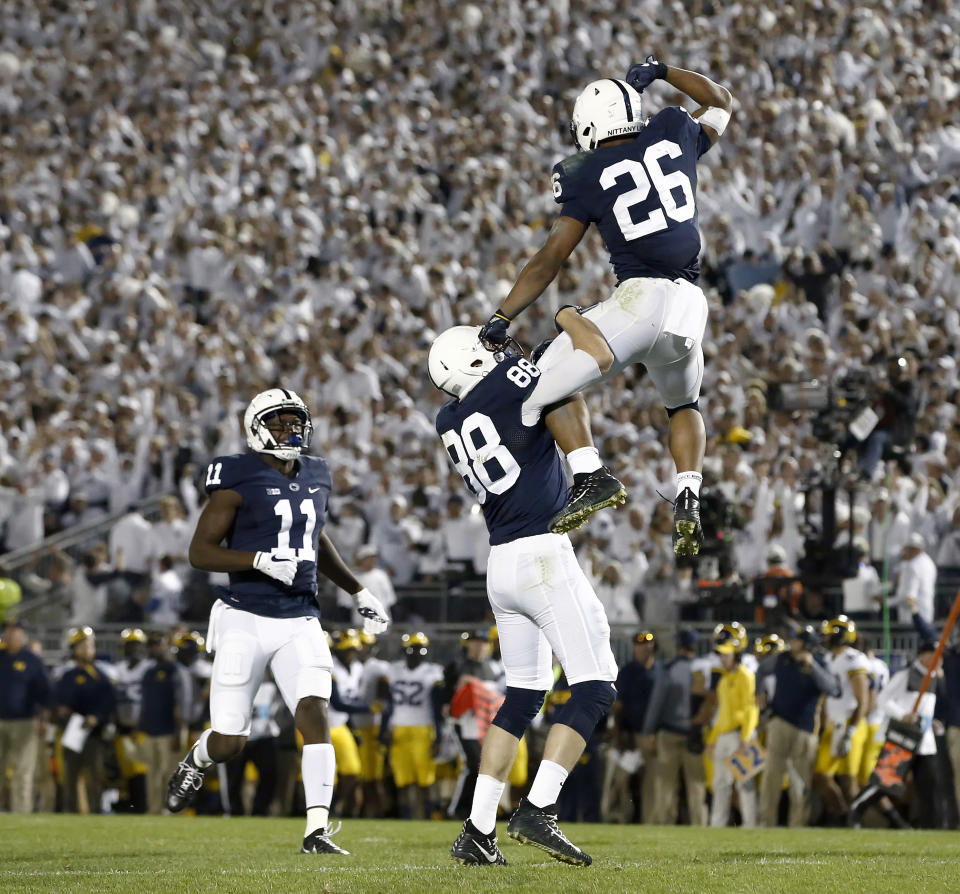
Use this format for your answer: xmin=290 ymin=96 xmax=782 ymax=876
xmin=570 ymin=78 xmax=644 ymax=151
xmin=244 ymin=388 xmax=313 ymax=460
xmin=428 ymin=326 xmax=502 ymax=399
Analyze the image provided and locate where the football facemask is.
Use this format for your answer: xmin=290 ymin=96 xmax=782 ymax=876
xmin=244 ymin=388 xmax=313 ymax=460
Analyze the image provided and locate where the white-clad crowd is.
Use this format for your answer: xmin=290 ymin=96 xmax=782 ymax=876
xmin=0 ymin=0 xmax=958 ymax=626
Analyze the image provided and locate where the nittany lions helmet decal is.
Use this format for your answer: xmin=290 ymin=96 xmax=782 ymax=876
xmin=428 ymin=326 xmax=514 ymax=399
xmin=244 ymin=388 xmax=313 ymax=461
xmin=570 ymin=79 xmax=644 ymax=151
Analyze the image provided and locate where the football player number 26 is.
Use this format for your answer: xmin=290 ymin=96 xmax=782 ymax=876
xmin=600 ymin=139 xmax=694 ymax=240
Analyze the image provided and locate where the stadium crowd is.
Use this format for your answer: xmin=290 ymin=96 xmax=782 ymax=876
xmin=0 ymin=0 xmax=959 ymax=831
xmin=0 ymin=0 xmax=959 ymax=628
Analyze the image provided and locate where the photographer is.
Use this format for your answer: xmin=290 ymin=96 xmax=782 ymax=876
xmin=860 ymin=354 xmax=921 ymax=479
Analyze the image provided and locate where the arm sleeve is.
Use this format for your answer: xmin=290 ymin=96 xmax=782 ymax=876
xmin=430 ymin=683 xmax=446 ymax=737
xmin=641 ymin=668 xmax=668 ymax=735
xmin=809 ymin=660 xmax=842 ymax=697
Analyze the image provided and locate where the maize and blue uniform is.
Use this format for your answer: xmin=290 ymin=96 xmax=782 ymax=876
xmin=384 ymin=660 xmax=445 ymax=789
xmin=202 ymin=452 xmax=335 ymax=736
xmin=436 ymin=356 xmax=617 ymax=691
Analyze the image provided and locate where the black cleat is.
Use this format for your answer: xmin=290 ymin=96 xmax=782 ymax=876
xmin=507 ymin=798 xmax=592 ymax=866
xmin=165 ymin=759 xmax=205 ymax=813
xmin=549 ymin=467 xmax=627 ymax=534
xmin=673 ymin=487 xmax=703 ymax=557
xmin=450 ymin=819 xmax=508 ymax=866
xmin=302 ymin=823 xmax=350 ymax=855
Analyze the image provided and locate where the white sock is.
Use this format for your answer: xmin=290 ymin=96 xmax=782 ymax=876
xmin=302 ymin=743 xmax=336 ymax=836
xmin=566 ymin=446 xmax=601 ymax=477
xmin=469 ymin=774 xmax=506 ymax=835
xmin=190 ymin=729 xmax=214 ymax=769
xmin=527 ymin=760 xmax=568 ymax=809
xmin=528 ymin=348 xmax=602 ymax=408
xmin=676 ymin=471 xmax=703 ymax=499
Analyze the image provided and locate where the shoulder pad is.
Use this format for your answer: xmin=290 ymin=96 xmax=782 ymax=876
xmin=203 ymin=454 xmax=246 ymax=494
xmin=551 ymin=151 xmax=591 ymax=204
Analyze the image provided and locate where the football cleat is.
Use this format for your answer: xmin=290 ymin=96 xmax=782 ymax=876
xmin=548 ymin=467 xmax=626 ymax=534
xmin=302 ymin=823 xmax=350 ymax=855
xmin=165 ymin=759 xmax=205 ymax=813
xmin=507 ymin=798 xmax=592 ymax=866
xmin=450 ymin=819 xmax=508 ymax=866
xmin=673 ymin=487 xmax=703 ymax=557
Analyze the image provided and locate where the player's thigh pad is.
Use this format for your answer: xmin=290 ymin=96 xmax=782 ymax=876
xmin=270 ymin=617 xmax=333 ymax=714
xmin=210 ymin=626 xmax=269 ymax=736
xmin=488 ymin=533 xmax=618 ymax=686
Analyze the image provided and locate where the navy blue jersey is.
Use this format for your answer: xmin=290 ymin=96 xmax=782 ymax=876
xmin=204 ymin=452 xmax=333 ymax=619
xmin=552 ymin=106 xmax=713 ymax=283
xmin=0 ymin=646 xmax=50 ymax=719
xmin=435 ymin=356 xmax=566 ymax=545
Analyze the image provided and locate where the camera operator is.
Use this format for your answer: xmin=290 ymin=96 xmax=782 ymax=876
xmin=860 ymin=354 xmax=921 ymax=479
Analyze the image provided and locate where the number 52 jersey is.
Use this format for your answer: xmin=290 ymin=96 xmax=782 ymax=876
xmin=203 ymin=452 xmax=332 ymax=618
xmin=435 ymin=355 xmax=566 ymax=545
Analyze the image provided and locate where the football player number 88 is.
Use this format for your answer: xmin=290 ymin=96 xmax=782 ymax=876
xmin=600 ymin=139 xmax=694 ymax=241
xmin=441 ymin=412 xmax=521 ymax=503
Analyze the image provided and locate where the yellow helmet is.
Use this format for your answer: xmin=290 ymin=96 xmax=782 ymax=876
xmin=755 ymin=634 xmax=786 ymax=656
xmin=821 ymin=615 xmax=857 ymax=647
xmin=713 ymin=622 xmax=747 ymax=655
xmin=173 ymin=631 xmax=206 ymax=652
xmin=487 ymin=625 xmax=499 ymax=643
xmin=334 ymin=629 xmax=361 ymax=652
xmin=67 ymin=625 xmax=94 ymax=646
xmin=402 ymin=631 xmax=430 ymax=653
xmin=121 ymin=627 xmax=147 ymax=644
xmin=358 ymin=630 xmax=377 ymax=647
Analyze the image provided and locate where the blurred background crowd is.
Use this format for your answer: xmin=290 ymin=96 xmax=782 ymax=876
xmin=0 ymin=0 xmax=959 ymax=827
xmin=1 ymin=0 xmax=959 ymax=632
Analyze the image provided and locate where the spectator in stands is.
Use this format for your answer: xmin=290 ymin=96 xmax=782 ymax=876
xmin=885 ymin=533 xmax=937 ymax=624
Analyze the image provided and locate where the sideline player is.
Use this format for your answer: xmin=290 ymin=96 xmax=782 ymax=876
xmin=812 ymin=616 xmax=870 ymax=822
xmin=164 ymin=389 xmax=389 ymax=855
xmin=380 ymin=632 xmax=446 ymax=820
xmin=429 ymin=314 xmax=618 ymax=866
xmin=478 ymin=59 xmax=733 ymax=554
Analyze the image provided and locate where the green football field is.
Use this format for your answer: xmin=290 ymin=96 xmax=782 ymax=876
xmin=2 ymin=815 xmax=959 ymax=894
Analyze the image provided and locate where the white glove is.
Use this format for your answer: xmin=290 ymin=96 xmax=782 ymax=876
xmin=831 ymin=721 xmax=854 ymax=758
xmin=253 ymin=551 xmax=298 ymax=586
xmin=353 ymin=587 xmax=390 ymax=635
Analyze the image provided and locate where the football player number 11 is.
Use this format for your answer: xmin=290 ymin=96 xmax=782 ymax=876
xmin=600 ymin=139 xmax=694 ymax=240
xmin=440 ymin=359 xmax=539 ymax=502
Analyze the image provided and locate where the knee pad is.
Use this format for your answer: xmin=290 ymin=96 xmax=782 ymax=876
xmin=554 ymin=680 xmax=617 ymax=741
xmin=491 ymin=687 xmax=548 ymax=738
xmin=666 ymin=400 xmax=700 ymax=417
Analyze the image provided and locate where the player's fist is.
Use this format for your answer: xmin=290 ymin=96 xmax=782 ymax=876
xmin=626 ymin=56 xmax=667 ymax=93
xmin=253 ymin=551 xmax=298 ymax=586
xmin=478 ymin=311 xmax=511 ymax=350
xmin=353 ymin=587 xmax=390 ymax=635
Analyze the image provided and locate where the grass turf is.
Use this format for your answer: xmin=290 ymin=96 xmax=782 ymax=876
xmin=1 ymin=815 xmax=959 ymax=894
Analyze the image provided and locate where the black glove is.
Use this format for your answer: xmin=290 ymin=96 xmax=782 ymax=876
xmin=626 ymin=56 xmax=667 ymax=93
xmin=554 ymin=304 xmax=585 ymax=334
xmin=686 ymin=726 xmax=705 ymax=755
xmin=479 ymin=310 xmax=511 ymax=350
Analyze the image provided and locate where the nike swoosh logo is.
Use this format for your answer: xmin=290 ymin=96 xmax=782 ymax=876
xmin=308 ymin=486 xmax=321 ymax=493
xmin=474 ymin=842 xmax=500 ymax=862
